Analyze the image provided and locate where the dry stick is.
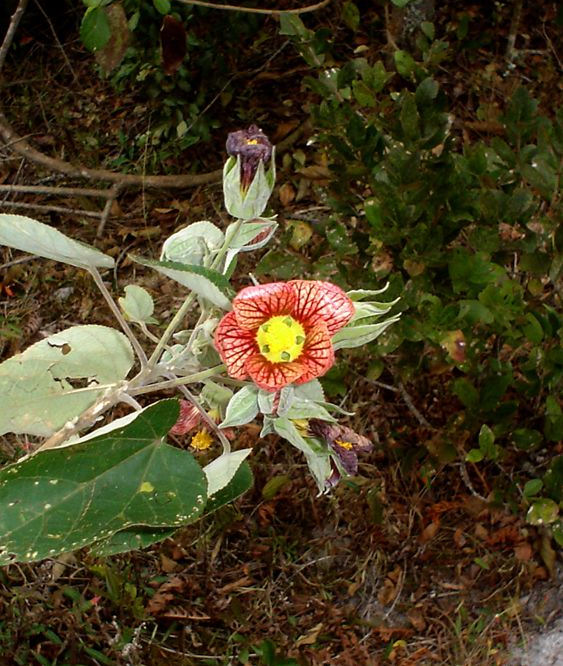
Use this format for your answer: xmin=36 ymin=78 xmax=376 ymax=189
xmin=33 ymin=0 xmax=78 ymax=83
xmin=0 ymin=0 xmax=30 ymax=73
xmin=0 ymin=184 xmax=116 ymax=198
xmin=506 ymin=0 xmax=523 ymax=62
xmin=0 ymin=112 xmax=223 ymax=188
xmin=0 ymin=254 xmax=34 ymax=270
xmin=175 ymin=0 xmax=331 ymax=14
xmin=96 ymin=183 xmax=123 ymax=238
xmin=0 ymin=199 xmax=105 ymax=219
xmin=0 ymin=110 xmax=305 ymax=191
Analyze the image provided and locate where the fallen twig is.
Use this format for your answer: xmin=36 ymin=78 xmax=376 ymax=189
xmin=175 ymin=0 xmax=331 ymax=14
xmin=0 ymin=0 xmax=30 ymax=73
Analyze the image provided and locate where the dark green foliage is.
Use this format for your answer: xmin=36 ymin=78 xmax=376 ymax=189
xmin=280 ymin=15 xmax=562 ymax=542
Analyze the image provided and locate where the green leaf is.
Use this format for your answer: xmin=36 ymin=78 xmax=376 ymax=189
xmin=226 ymin=220 xmax=277 ymax=251
xmin=522 ymin=313 xmax=544 ymax=343
xmin=400 ymin=93 xmax=420 ymax=142
xmin=0 ymin=214 xmax=114 ymax=269
xmin=220 ymin=386 xmax=259 ymax=428
xmin=262 ymin=475 xmax=291 ymax=500
xmin=89 ymin=526 xmax=177 ymax=557
xmin=205 ymin=461 xmax=253 ymax=513
xmin=80 ymin=7 xmax=111 ymax=52
xmin=279 ymin=14 xmax=310 ymax=38
xmin=466 ymin=448 xmax=484 ymax=463
xmin=0 ymin=401 xmax=208 ymax=564
xmin=352 ymin=80 xmax=376 ymax=107
xmin=523 ymin=479 xmax=543 ymax=498
xmin=342 ymin=2 xmax=360 ymax=31
xmin=332 ymin=315 xmax=401 ymax=350
xmin=420 ymin=21 xmax=435 ymax=41
xmin=285 ymin=400 xmax=336 ymax=422
xmin=452 ymin=378 xmax=479 ymax=408
xmin=293 ymin=379 xmax=325 ymax=403
xmin=394 ymin=50 xmax=416 ymax=78
xmin=132 ymin=256 xmax=233 ymax=309
xmin=91 ymin=462 xmax=254 ymax=556
xmin=271 ymin=417 xmax=332 ymax=492
xmin=119 ymin=285 xmax=157 ymax=324
xmin=391 ymin=0 xmax=413 ymax=6
xmin=203 ymin=449 xmax=252 ymax=497
xmin=347 ymin=285 xmax=391 ymax=301
xmin=201 ymin=381 xmax=233 ymax=411
xmin=478 ymin=424 xmax=497 ymax=459
xmin=526 ymin=498 xmax=559 ymax=526
xmin=0 ymin=325 xmax=134 ymax=437
xmin=415 ymin=77 xmax=439 ymax=106
xmin=512 ymin=428 xmax=542 ymax=450
xmin=153 ymin=0 xmax=171 ymax=14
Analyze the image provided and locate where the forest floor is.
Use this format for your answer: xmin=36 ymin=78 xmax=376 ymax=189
xmin=0 ymin=1 xmax=561 ymax=664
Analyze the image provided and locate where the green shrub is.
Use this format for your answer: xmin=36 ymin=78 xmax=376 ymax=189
xmin=273 ymin=11 xmax=562 ymax=545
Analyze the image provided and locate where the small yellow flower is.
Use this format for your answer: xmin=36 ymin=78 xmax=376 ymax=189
xmin=191 ymin=429 xmax=213 ymax=450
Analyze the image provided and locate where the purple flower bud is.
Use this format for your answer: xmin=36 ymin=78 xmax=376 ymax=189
xmin=226 ymin=125 xmax=272 ymax=191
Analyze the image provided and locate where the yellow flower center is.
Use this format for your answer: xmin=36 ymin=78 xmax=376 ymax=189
xmin=246 ymin=139 xmax=259 ymax=145
xmin=256 ymin=315 xmax=306 ymax=364
xmin=335 ymin=439 xmax=354 ymax=450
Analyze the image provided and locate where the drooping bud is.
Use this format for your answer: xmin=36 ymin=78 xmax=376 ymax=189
xmin=309 ymin=419 xmax=372 ymax=480
xmin=223 ymin=125 xmax=275 ymax=219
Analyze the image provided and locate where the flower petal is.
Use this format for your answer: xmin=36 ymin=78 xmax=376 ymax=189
xmin=295 ymin=322 xmax=335 ymax=385
xmin=170 ymin=400 xmax=201 ymax=436
xmin=233 ymin=282 xmax=295 ymax=330
xmin=214 ymin=311 xmax=257 ymax=380
xmin=289 ymin=280 xmax=355 ymax=336
xmin=245 ymin=354 xmax=304 ymax=391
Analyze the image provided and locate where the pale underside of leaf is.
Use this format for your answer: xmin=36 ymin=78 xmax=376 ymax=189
xmin=0 ymin=325 xmax=134 ymax=436
xmin=0 ymin=214 xmax=114 ymax=269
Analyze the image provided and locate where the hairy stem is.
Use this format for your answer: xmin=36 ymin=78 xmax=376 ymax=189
xmin=129 ymin=365 xmax=226 ymax=396
xmin=89 ymin=268 xmax=148 ymax=368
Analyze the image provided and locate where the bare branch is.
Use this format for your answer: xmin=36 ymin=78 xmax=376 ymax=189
xmin=0 ymin=0 xmax=30 ymax=73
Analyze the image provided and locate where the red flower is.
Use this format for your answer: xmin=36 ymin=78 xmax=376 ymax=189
xmin=214 ymin=280 xmax=354 ymax=391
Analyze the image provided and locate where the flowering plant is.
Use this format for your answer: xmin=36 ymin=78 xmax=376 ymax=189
xmin=0 ymin=125 xmax=399 ymax=565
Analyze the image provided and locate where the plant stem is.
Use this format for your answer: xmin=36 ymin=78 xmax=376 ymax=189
xmin=129 ymin=365 xmax=226 ymax=396
xmin=147 ymin=292 xmax=197 ymax=367
xmin=89 ymin=268 xmax=148 ymax=368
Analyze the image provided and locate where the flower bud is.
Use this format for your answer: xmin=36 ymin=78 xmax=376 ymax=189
xmin=223 ymin=125 xmax=276 ymax=220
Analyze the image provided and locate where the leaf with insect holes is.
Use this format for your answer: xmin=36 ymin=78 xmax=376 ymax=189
xmin=0 ymin=400 xmax=208 ymax=565
xmin=0 ymin=325 xmax=134 ymax=437
xmin=0 ymin=214 xmax=114 ymax=269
